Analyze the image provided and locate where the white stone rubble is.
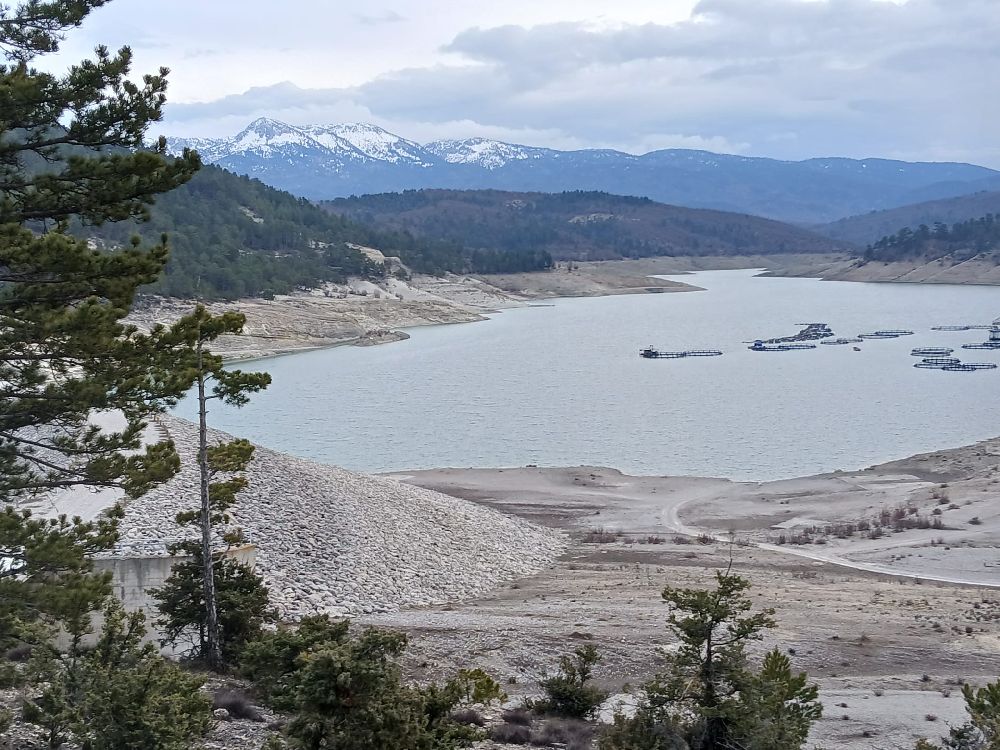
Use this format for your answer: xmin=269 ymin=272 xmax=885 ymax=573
xmin=113 ymin=415 xmax=566 ymax=619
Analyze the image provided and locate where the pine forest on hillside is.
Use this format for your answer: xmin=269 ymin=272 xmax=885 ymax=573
xmin=81 ymin=166 xmax=553 ymax=300
xmin=325 ymin=189 xmax=846 ymax=263
xmin=864 ymin=213 xmax=1000 ymax=263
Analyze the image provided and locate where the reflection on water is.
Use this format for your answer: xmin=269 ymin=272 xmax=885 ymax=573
xmin=173 ymin=270 xmax=1000 ymax=480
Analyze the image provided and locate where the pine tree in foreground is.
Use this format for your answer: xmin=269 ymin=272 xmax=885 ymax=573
xmin=600 ymin=569 xmax=821 ymax=750
xmin=153 ymin=305 xmax=270 ymax=670
xmin=0 ymin=0 xmax=199 ymax=646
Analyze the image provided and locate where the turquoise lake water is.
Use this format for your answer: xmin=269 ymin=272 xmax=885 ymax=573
xmin=173 ymin=270 xmax=1000 ymax=480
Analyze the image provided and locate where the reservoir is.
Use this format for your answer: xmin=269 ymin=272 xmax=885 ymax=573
xmin=174 ymin=270 xmax=1000 ymax=480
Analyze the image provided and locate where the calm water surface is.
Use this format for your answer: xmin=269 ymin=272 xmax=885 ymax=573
xmin=174 ymin=270 xmax=1000 ymax=480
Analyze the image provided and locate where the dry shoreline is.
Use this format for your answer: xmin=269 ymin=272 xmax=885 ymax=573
xmin=130 ymin=264 xmax=701 ymax=362
xmin=129 ymin=252 xmax=998 ymax=363
xmin=374 ymin=436 xmax=1000 ymax=749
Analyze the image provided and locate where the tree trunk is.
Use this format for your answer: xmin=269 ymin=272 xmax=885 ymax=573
xmin=703 ymin=632 xmax=721 ymax=750
xmin=197 ymin=340 xmax=222 ymax=669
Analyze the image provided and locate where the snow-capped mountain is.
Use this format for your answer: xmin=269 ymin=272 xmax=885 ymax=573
xmin=165 ymin=118 xmax=1000 ymax=223
xmin=301 ymin=123 xmax=432 ymax=166
xmin=166 ymin=118 xmax=534 ymax=172
xmin=171 ymin=118 xmax=367 ymax=167
xmin=423 ymin=138 xmax=551 ymax=169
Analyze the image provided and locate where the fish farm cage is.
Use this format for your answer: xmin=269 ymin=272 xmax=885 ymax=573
xmin=914 ymin=357 xmax=961 ymax=369
xmin=749 ymin=342 xmax=817 ymax=352
xmin=821 ymin=338 xmax=863 ymax=345
xmin=911 ymin=347 xmax=954 ymax=357
xmin=858 ymin=330 xmax=914 ymax=339
xmin=914 ymin=358 xmax=996 ymax=371
xmin=961 ymin=343 xmax=1000 ymax=350
xmin=639 ymin=347 xmax=723 ymax=359
xmin=943 ymin=363 xmax=997 ymax=371
xmin=933 ymin=325 xmax=993 ymax=331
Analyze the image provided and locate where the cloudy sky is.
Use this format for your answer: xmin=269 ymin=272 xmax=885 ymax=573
xmin=51 ymin=0 xmax=1000 ymax=165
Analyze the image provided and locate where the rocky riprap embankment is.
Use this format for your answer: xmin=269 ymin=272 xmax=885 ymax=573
xmin=113 ymin=415 xmax=565 ymax=619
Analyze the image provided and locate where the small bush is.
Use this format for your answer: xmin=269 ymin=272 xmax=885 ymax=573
xmin=450 ymin=708 xmax=484 ymax=727
xmin=492 ymin=722 xmax=531 ymax=744
xmin=213 ymin=689 xmax=263 ymax=722
xmin=599 ymin=711 xmax=687 ymax=750
xmin=502 ymin=708 xmax=534 ymax=726
xmin=529 ymin=718 xmax=595 ymax=749
xmin=4 ymin=644 xmax=32 ymax=663
xmin=969 ymin=517 xmax=983 ymax=526
xmin=533 ymin=645 xmax=608 ymax=720
xmin=582 ymin=528 xmax=621 ymax=544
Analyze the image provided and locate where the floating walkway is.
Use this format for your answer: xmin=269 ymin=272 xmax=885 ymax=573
xmin=821 ymin=337 xmax=863 ymax=345
xmin=640 ymin=347 xmax=723 ymax=359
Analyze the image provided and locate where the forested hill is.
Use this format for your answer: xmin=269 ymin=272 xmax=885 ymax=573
xmin=81 ymin=166 xmax=553 ymax=299
xmin=322 ymin=190 xmax=847 ymax=262
xmin=864 ymin=214 xmax=1000 ymax=263
xmin=816 ymin=190 xmax=1000 ymax=247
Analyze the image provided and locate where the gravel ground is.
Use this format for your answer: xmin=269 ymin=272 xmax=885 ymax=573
xmin=113 ymin=415 xmax=566 ymax=619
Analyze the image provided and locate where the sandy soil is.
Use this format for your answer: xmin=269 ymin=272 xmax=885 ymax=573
xmin=374 ymin=444 xmax=1000 ymax=749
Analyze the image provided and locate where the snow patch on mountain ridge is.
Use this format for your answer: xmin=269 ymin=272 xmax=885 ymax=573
xmin=423 ymin=137 xmax=548 ymax=170
xmin=166 ymin=119 xmax=541 ymax=170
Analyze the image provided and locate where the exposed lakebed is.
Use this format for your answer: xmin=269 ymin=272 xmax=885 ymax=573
xmin=174 ymin=270 xmax=1000 ymax=480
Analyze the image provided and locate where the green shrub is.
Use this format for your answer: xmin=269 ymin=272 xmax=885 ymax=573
xmin=599 ymin=711 xmax=688 ymax=750
xmin=531 ymin=644 xmax=608 ymax=720
xmin=242 ymin=616 xmax=499 ymax=750
xmin=22 ymin=602 xmax=212 ymax=750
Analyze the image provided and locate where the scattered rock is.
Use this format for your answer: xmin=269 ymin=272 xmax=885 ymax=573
xmin=112 ymin=415 xmax=566 ymax=620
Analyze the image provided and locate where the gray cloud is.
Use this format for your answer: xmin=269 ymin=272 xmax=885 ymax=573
xmin=161 ymin=0 xmax=1000 ymax=166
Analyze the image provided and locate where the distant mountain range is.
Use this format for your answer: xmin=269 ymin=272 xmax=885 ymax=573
xmin=167 ymin=118 xmax=1000 ymax=224
xmin=324 ymin=189 xmax=847 ymax=262
xmin=815 ymin=190 xmax=1000 ymax=246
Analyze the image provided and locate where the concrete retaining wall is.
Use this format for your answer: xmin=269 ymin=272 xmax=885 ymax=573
xmin=88 ymin=545 xmax=257 ymax=654
xmin=94 ymin=545 xmax=257 ymax=613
